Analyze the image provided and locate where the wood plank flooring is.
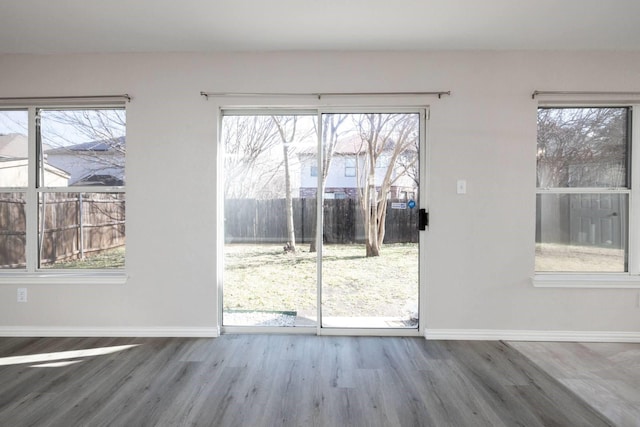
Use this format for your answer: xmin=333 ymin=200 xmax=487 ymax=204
xmin=0 ymin=335 xmax=615 ymax=426
xmin=511 ymin=341 xmax=640 ymax=427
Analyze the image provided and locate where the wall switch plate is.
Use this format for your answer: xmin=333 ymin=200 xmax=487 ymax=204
xmin=457 ymin=179 xmax=467 ymax=194
xmin=17 ymin=288 xmax=27 ymax=303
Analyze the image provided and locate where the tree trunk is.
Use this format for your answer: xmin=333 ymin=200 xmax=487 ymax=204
xmin=366 ymin=241 xmax=380 ymax=257
xmin=376 ymin=198 xmax=388 ymax=249
xmin=283 ymin=144 xmax=296 ymax=252
xmin=308 ymin=190 xmax=319 ymax=252
xmin=366 ymin=168 xmax=380 ymax=257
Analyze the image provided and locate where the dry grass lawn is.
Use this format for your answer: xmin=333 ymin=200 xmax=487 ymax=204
xmin=223 ymin=243 xmax=419 ymax=322
xmin=535 ymin=243 xmax=625 ymax=272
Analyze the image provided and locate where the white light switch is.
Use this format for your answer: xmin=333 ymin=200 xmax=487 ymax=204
xmin=457 ymin=179 xmax=467 ymax=194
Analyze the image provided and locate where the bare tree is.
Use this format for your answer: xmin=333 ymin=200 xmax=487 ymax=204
xmin=354 ymin=113 xmax=419 ymax=257
xmin=41 ymin=109 xmax=126 ymax=184
xmin=35 ymin=109 xmax=127 ymax=264
xmin=222 ymin=115 xmax=281 ymax=199
xmin=309 ymin=113 xmax=348 ymax=252
xmin=537 ymin=108 xmax=627 ymax=188
xmin=272 ymin=115 xmax=312 ymax=253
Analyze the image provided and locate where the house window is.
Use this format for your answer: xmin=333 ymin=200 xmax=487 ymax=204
xmin=334 ymin=192 xmax=347 ymax=199
xmin=0 ymin=106 xmax=126 ymax=272
xmin=345 ymin=158 xmax=356 ymax=177
xmin=536 ymin=107 xmax=631 ymax=273
xmin=310 ymin=165 xmax=318 ymax=177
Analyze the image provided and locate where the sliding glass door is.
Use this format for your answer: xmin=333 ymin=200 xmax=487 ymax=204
xmin=221 ymin=112 xmax=318 ymax=327
xmin=319 ymin=112 xmax=421 ymax=328
xmin=221 ymin=108 xmax=424 ymax=332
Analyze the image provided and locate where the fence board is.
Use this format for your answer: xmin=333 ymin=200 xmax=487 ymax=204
xmin=0 ymin=193 xmax=125 ymax=267
xmin=0 ymin=193 xmax=26 ymax=267
xmin=225 ymin=198 xmax=418 ymax=244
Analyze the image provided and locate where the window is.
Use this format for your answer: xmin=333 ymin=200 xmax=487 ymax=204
xmin=0 ymin=106 xmax=125 ymax=274
xmin=344 ymin=157 xmax=356 ymax=177
xmin=0 ymin=110 xmax=28 ymax=268
xmin=536 ymin=107 xmax=631 ymax=273
xmin=334 ymin=191 xmax=347 ymax=199
xmin=310 ymin=165 xmax=318 ymax=177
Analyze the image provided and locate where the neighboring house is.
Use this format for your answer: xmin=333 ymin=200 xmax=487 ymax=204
xmin=0 ymin=133 xmax=125 ymax=187
xmin=0 ymin=133 xmax=32 ymax=158
xmin=45 ymin=136 xmax=125 ymax=186
xmin=0 ymin=133 xmax=69 ymax=186
xmin=299 ymin=137 xmax=417 ymax=200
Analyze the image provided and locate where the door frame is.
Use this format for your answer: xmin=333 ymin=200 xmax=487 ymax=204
xmin=314 ymin=107 xmax=428 ymax=336
xmin=214 ymin=97 xmax=430 ymax=336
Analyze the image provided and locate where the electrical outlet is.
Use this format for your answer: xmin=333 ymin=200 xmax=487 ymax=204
xmin=17 ymin=288 xmax=27 ymax=303
xmin=457 ymin=179 xmax=467 ymax=194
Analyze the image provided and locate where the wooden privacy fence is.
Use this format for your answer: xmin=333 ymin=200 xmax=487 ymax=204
xmin=225 ymin=198 xmax=418 ymax=244
xmin=0 ymin=193 xmax=125 ymax=267
xmin=0 ymin=193 xmax=26 ymax=267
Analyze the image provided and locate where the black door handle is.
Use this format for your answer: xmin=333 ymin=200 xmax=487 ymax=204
xmin=418 ymin=209 xmax=429 ymax=230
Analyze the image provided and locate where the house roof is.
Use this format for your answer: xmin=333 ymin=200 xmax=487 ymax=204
xmin=0 ymin=134 xmax=55 ymax=158
xmin=333 ymin=137 xmax=368 ymax=155
xmin=298 ymin=134 xmax=417 ymax=157
xmin=0 ymin=134 xmax=29 ymax=158
xmin=73 ymin=174 xmax=124 ymax=186
xmin=296 ymin=136 xmax=367 ymax=156
xmin=0 ymin=133 xmax=120 ymax=157
xmin=0 ymin=157 xmax=70 ymax=179
xmin=45 ymin=136 xmax=125 ymax=154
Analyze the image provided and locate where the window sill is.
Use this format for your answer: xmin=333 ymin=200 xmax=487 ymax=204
xmin=0 ymin=271 xmax=128 ymax=285
xmin=532 ymin=274 xmax=640 ymax=288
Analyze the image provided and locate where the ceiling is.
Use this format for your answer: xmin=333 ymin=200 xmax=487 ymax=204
xmin=1 ymin=0 xmax=639 ymax=54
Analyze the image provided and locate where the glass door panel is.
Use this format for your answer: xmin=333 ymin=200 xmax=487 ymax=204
xmin=320 ymin=113 xmax=421 ymax=329
xmin=222 ymin=113 xmax=318 ymax=327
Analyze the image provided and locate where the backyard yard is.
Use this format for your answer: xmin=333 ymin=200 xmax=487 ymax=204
xmin=535 ymin=243 xmax=625 ymax=272
xmin=223 ymin=243 xmax=419 ymax=326
xmin=42 ymin=246 xmax=125 ymax=269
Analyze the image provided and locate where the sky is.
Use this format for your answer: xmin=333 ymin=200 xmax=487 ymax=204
xmin=0 ymin=109 xmax=125 ymax=148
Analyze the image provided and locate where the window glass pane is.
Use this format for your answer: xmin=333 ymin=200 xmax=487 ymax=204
xmin=537 ymin=108 xmax=629 ymax=188
xmin=0 ymin=192 xmax=26 ymax=269
xmin=321 ymin=112 xmax=420 ymax=328
xmin=0 ymin=110 xmax=29 ymax=188
xmin=39 ymin=109 xmax=125 ymax=187
xmin=536 ymin=193 xmax=627 ymax=272
xmin=222 ymin=114 xmax=318 ymax=326
xmin=38 ymin=192 xmax=125 ymax=269
xmin=344 ymin=157 xmax=356 ymax=177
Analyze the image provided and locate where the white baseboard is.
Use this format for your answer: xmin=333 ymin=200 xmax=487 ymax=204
xmin=425 ymin=329 xmax=640 ymax=343
xmin=2 ymin=327 xmax=636 ymax=342
xmin=0 ymin=326 xmax=219 ymax=338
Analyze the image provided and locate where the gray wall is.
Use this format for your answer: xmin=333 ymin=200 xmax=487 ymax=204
xmin=0 ymin=51 xmax=638 ymax=336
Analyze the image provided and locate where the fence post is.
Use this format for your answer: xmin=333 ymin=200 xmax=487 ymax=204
xmin=79 ymin=193 xmax=85 ymax=260
xmin=301 ymin=197 xmax=305 ymax=244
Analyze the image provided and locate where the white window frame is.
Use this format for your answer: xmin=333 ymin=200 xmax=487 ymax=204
xmin=213 ymin=96 xmax=432 ymax=336
xmin=0 ymin=102 xmax=127 ymax=285
xmin=344 ymin=157 xmax=356 ymax=177
xmin=533 ymin=102 xmax=640 ymax=288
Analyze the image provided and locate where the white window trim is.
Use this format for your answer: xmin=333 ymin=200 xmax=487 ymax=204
xmin=533 ymin=103 xmax=640 ymax=288
xmin=218 ymin=101 xmax=430 ymax=335
xmin=532 ymin=273 xmax=640 ymax=288
xmin=0 ymin=102 xmax=127 ymax=284
xmin=0 ymin=271 xmax=128 ymax=285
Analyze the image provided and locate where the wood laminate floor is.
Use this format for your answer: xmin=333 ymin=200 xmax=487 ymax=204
xmin=0 ymin=335 xmax=617 ymax=426
xmin=510 ymin=341 xmax=640 ymax=427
